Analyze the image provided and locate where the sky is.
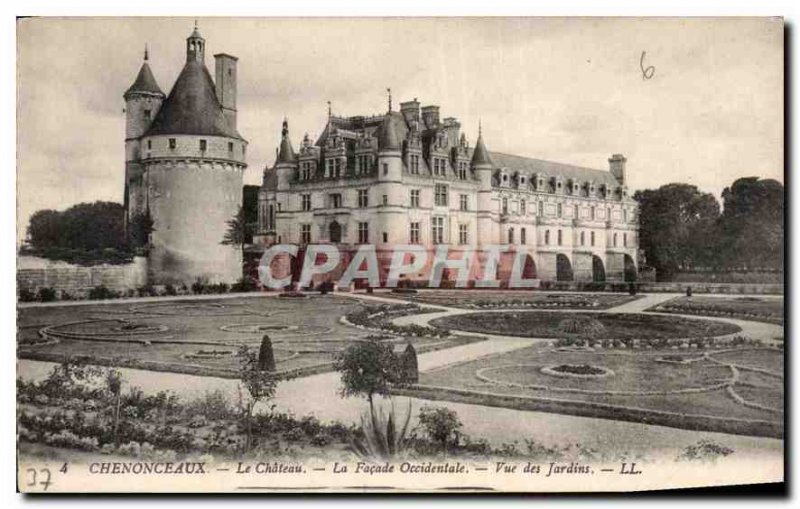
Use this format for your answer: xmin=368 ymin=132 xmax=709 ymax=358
xmin=16 ymin=17 xmax=783 ymax=242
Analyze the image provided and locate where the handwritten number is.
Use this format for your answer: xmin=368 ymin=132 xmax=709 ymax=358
xmin=25 ymin=468 xmax=52 ymax=491
xmin=640 ymin=51 xmax=655 ymax=80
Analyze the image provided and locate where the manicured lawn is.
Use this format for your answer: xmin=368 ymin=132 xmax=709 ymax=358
xmin=411 ymin=344 xmax=783 ymax=437
xmin=382 ymin=290 xmax=639 ymax=310
xmin=17 ymin=296 xmax=479 ymax=379
xmin=650 ymin=296 xmax=784 ymax=324
xmin=430 ymin=311 xmax=741 ymax=340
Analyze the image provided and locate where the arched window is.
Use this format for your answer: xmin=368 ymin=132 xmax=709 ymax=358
xmin=508 ymin=227 xmax=515 ymax=244
xmin=521 ymin=228 xmax=527 ymax=244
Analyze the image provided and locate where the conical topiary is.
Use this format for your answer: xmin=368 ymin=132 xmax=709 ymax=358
xmin=258 ymin=334 xmax=276 ymax=371
xmin=400 ymin=343 xmax=419 ymax=384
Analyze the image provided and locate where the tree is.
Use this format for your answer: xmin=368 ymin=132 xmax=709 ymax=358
xmin=258 ymin=335 xmax=276 ymax=371
xmin=718 ymin=177 xmax=784 ymax=270
xmin=399 ymin=343 xmax=419 ymax=384
xmin=222 ymin=206 xmax=247 ymax=247
xmin=633 ymin=184 xmax=720 ymax=279
xmin=418 ymin=406 xmax=462 ymax=455
xmin=334 ymin=339 xmax=403 ymax=414
xmin=236 ymin=345 xmax=279 ymax=452
xmin=26 ymin=201 xmax=127 ymax=251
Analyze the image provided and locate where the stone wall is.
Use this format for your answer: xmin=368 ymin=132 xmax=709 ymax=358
xmin=17 ymin=256 xmax=148 ymax=296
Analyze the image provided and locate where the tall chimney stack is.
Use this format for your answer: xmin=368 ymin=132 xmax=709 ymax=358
xmin=214 ymin=53 xmax=238 ymax=130
xmin=609 ymin=153 xmax=627 ymax=184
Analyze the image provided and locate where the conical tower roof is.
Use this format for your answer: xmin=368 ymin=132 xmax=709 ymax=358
xmin=124 ymin=49 xmax=164 ymax=98
xmin=471 ymin=125 xmax=492 ymax=167
xmin=377 ymin=111 xmax=401 ymax=151
xmin=276 ymin=119 xmax=296 ymax=164
xmin=144 ymin=59 xmax=242 ymax=139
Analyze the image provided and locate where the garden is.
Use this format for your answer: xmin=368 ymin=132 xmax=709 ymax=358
xmin=648 ymin=296 xmax=784 ymax=325
xmin=17 ymin=296 xmax=481 ymax=379
xmin=404 ymin=341 xmax=783 ymax=438
xmin=383 ymin=290 xmax=640 ymax=310
xmin=429 ymin=311 xmax=742 ymax=341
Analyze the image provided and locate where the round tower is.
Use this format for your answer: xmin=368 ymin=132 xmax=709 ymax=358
xmin=275 ymin=118 xmax=297 ymax=192
xmin=471 ymin=123 xmax=495 ymax=247
xmin=124 ymin=46 xmax=165 ymax=225
xmin=134 ymin=25 xmax=248 ymax=285
xmin=375 ymin=92 xmax=404 ymax=249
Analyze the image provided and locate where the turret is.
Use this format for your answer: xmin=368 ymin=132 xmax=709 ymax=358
xmin=471 ymin=122 xmax=493 ymax=190
xmin=275 ymin=119 xmax=297 ymax=190
xmin=124 ymin=46 xmax=165 ymax=140
xmin=376 ymin=90 xmax=404 ymax=247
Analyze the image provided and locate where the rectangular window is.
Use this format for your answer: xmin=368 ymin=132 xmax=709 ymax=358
xmin=326 ymin=159 xmax=334 ymax=178
xmin=300 ymin=224 xmax=311 ymax=244
xmin=459 ymin=224 xmax=468 ymax=245
xmin=301 ymin=194 xmax=311 ymax=212
xmin=545 ymin=230 xmax=550 ymax=245
xmin=432 ymin=217 xmax=445 ymax=244
xmin=147 ymin=140 xmax=152 ymax=150
xmin=459 ymin=194 xmax=468 ymax=212
xmin=410 ymin=222 xmax=420 ymax=244
xmin=502 ymin=198 xmax=508 ymax=215
xmin=557 ymin=229 xmax=563 ymax=246
xmin=199 ymin=139 xmax=207 ymax=151
xmin=458 ymin=161 xmax=468 ymax=180
xmin=557 ymin=203 xmax=562 ymax=217
xmin=435 ymin=184 xmax=448 ymax=207
xmin=334 ymin=158 xmax=342 ymax=178
xmin=169 ymin=138 xmax=176 ymax=149
xmin=591 ymin=231 xmax=596 ymax=246
xmin=228 ymin=142 xmax=234 ymax=153
xmin=330 ymin=193 xmax=342 ymax=209
xmin=521 ymin=227 xmax=527 ymax=245
xmin=433 ymin=158 xmax=447 ymax=177
xmin=520 ymin=200 xmax=526 ymax=215
xmin=357 ymin=189 xmax=369 ymax=208
xmin=623 ymin=233 xmax=627 ymax=247
xmin=538 ymin=201 xmax=544 ymax=216
xmin=383 ymin=163 xmax=389 ymax=175
xmin=383 ymin=232 xmax=388 ymax=243
xmin=614 ymin=233 xmax=618 ymax=247
xmin=382 ymin=195 xmax=388 ymax=206
xmin=410 ymin=189 xmax=420 ymax=208
xmin=410 ymin=154 xmax=420 ymax=175
xmin=143 ymin=109 xmax=151 ymax=120
xmin=358 ymin=222 xmax=369 ymax=244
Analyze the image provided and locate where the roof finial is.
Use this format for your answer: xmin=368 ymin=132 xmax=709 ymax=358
xmin=144 ymin=44 xmax=149 ymax=61
xmin=478 ymin=119 xmax=483 ymax=137
xmin=327 ymin=101 xmax=332 ymax=119
xmin=194 ymin=19 xmax=198 ymax=29
xmin=282 ymin=117 xmax=289 ymax=138
xmin=387 ymin=88 xmax=392 ymax=112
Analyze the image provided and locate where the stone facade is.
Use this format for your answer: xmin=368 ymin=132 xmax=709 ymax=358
xmin=124 ymin=26 xmax=247 ymax=285
xmin=255 ymin=99 xmax=639 ymax=285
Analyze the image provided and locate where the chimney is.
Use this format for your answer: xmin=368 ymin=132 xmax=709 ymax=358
xmin=609 ymin=153 xmax=627 ymax=184
xmin=421 ymin=105 xmax=440 ymax=129
xmin=400 ymin=99 xmax=420 ymax=125
xmin=214 ymin=53 xmax=238 ymax=130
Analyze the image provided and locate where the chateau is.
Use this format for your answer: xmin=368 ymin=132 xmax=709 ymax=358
xmin=124 ymin=25 xmax=247 ymax=285
xmin=254 ymin=98 xmax=639 ymax=286
xmin=122 ymin=27 xmax=638 ymax=288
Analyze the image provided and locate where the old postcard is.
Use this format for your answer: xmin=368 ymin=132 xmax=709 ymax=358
xmin=16 ymin=17 xmax=784 ymax=493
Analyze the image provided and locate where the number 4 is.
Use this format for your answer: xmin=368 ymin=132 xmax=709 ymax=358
xmin=59 ymin=463 xmax=68 ymax=474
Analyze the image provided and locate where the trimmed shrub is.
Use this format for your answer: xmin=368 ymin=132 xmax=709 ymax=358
xmin=557 ymin=316 xmax=606 ymax=336
xmin=400 ymin=343 xmax=419 ymax=384
xmin=258 ymin=335 xmax=276 ymax=371
xmin=37 ymin=287 xmax=57 ymax=302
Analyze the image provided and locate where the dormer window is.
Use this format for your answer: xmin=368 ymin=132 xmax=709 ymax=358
xmin=409 ymin=154 xmax=420 ymax=175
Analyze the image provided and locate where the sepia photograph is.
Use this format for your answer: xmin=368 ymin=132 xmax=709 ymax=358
xmin=14 ymin=16 xmax=784 ymax=493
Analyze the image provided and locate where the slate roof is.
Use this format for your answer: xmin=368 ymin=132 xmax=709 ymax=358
xmin=277 ymin=120 xmax=297 ymax=164
xmin=470 ymin=133 xmax=492 ymax=166
xmin=124 ymin=62 xmax=164 ymax=98
xmin=487 ymin=151 xmax=619 ymax=185
xmin=145 ymin=60 xmax=243 ymax=139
